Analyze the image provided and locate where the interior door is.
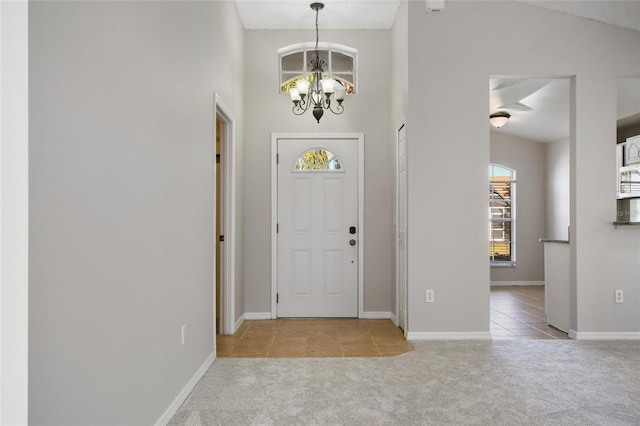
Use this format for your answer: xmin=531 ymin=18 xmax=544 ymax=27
xmin=277 ymin=137 xmax=358 ymax=317
xmin=397 ymin=125 xmax=408 ymax=331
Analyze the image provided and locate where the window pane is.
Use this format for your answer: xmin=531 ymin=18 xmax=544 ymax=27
xmin=295 ymin=148 xmax=342 ymax=171
xmin=489 ymin=180 xmax=511 ymax=201
xmin=490 ymin=203 xmax=511 ymax=218
xmin=331 ymin=52 xmax=353 ymax=72
xmin=333 ymin=75 xmax=355 ymax=94
xmin=489 ymin=241 xmax=511 ymax=262
xmin=282 ymin=51 xmax=304 ymax=72
xmin=490 ymin=220 xmax=512 ymax=241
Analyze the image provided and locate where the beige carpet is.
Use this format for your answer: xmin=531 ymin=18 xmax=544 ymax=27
xmin=170 ymin=340 xmax=640 ymax=425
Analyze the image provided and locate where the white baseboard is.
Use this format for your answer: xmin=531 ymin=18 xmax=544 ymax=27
xmin=233 ymin=314 xmax=245 ymax=334
xmin=155 ymin=350 xmax=216 ymax=426
xmin=360 ymin=311 xmax=392 ymax=319
xmin=570 ymin=330 xmax=640 ymax=340
xmin=244 ymin=312 xmax=273 ymax=320
xmin=490 ymin=281 xmax=545 ymax=286
xmin=389 ymin=312 xmax=398 ymax=326
xmin=407 ymin=331 xmax=492 ymax=340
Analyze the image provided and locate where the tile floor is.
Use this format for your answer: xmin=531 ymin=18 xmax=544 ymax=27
xmin=490 ymin=285 xmax=569 ymax=340
xmin=216 ymin=286 xmax=566 ymax=358
xmin=216 ymin=318 xmax=414 ymax=358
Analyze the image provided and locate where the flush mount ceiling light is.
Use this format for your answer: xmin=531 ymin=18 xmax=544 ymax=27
xmin=489 ymin=111 xmax=511 ymax=128
xmin=289 ymin=2 xmax=346 ymax=123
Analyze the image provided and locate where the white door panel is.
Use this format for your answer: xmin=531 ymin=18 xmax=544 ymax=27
xmin=277 ymin=138 xmax=358 ymax=317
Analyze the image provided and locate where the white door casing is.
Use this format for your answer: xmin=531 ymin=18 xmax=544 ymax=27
xmin=271 ymin=133 xmax=364 ymax=318
xmin=214 ymin=94 xmax=236 ymax=335
xmin=396 ymin=124 xmax=408 ymax=332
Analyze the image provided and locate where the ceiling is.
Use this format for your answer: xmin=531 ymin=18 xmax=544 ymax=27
xmin=235 ymin=1 xmax=640 ymax=143
xmin=234 ymin=0 xmax=640 ymax=32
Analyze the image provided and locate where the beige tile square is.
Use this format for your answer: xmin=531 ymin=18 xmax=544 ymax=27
xmin=306 ymin=344 xmax=343 ymax=358
xmin=342 ymin=344 xmax=380 ymax=357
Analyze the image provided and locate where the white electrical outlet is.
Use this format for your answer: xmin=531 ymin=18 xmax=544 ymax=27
xmin=181 ymin=324 xmax=188 ymax=345
xmin=425 ymin=289 xmax=434 ymax=303
xmin=615 ymin=290 xmax=624 ymax=303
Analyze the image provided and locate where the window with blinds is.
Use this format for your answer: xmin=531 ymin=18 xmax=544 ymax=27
xmin=489 ymin=164 xmax=516 ymax=266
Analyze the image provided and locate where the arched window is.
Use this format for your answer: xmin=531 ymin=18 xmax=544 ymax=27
xmin=489 ymin=164 xmax=516 ymax=266
xmin=278 ymin=42 xmax=357 ymax=95
xmin=294 ymin=148 xmax=343 ymax=172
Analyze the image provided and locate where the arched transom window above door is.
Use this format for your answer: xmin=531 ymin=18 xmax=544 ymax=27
xmin=278 ymin=42 xmax=358 ymax=95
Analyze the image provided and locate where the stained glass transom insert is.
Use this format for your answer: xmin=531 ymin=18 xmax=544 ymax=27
xmin=295 ymin=148 xmax=342 ymax=171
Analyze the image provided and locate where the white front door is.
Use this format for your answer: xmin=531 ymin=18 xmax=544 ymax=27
xmin=277 ymin=137 xmax=359 ymax=317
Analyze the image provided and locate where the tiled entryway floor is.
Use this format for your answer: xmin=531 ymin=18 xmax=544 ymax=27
xmin=491 ymin=285 xmax=569 ymax=340
xmin=216 ymin=318 xmax=413 ymax=358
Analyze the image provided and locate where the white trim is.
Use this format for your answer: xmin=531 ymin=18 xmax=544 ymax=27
xmin=407 ymin=332 xmax=492 ymax=341
xmin=271 ymin=133 xmax=364 ymax=319
xmin=570 ymin=331 xmax=640 ymax=340
xmin=361 ymin=311 xmax=393 ymax=319
xmin=213 ymin=94 xmax=237 ymax=335
xmin=390 ymin=312 xmax=398 ymax=326
xmin=1 ymin=1 xmax=29 ymax=423
xmin=490 ymin=281 xmax=545 ymax=286
xmin=154 ymin=351 xmax=216 ymax=426
xmin=244 ymin=312 xmax=273 ymax=320
xmin=233 ymin=314 xmax=245 ymax=334
xmin=395 ymin=122 xmax=407 ymax=333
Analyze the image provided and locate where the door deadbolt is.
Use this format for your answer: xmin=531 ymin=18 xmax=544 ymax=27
xmin=349 ymin=239 xmax=356 ymax=246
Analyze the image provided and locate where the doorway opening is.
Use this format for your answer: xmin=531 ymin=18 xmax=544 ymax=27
xmin=488 ymin=76 xmax=572 ymax=340
xmin=214 ymin=94 xmax=237 ymax=336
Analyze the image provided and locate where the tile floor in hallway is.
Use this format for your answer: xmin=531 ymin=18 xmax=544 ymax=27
xmin=216 ymin=318 xmax=413 ymax=358
xmin=491 ymin=285 xmax=569 ymax=340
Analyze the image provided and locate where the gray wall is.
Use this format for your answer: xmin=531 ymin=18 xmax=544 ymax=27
xmin=242 ymin=30 xmax=393 ymax=315
xmin=406 ymin=0 xmax=640 ymax=335
xmin=545 ymin=138 xmax=570 ymax=241
xmin=28 ymin=2 xmax=244 ymax=424
xmin=490 ymin=131 xmax=546 ymax=283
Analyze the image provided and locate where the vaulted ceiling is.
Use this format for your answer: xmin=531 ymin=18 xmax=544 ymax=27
xmin=235 ymin=0 xmax=640 ymax=143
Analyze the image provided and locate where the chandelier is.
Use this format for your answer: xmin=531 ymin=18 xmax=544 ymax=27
xmin=288 ymin=2 xmax=346 ymax=123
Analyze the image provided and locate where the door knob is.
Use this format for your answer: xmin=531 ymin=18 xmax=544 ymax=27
xmin=349 ymin=239 xmax=356 ymax=246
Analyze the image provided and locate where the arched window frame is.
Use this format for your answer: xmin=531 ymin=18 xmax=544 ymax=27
xmin=277 ymin=42 xmax=358 ymax=95
xmin=489 ymin=164 xmax=516 ymax=267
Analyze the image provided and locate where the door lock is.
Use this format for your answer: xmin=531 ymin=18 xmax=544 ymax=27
xmin=349 ymin=239 xmax=356 ymax=246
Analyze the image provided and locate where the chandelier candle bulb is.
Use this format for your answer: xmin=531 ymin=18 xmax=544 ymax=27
xmin=321 ymin=78 xmax=335 ymax=95
xmin=289 ymin=88 xmax=301 ymax=102
xmin=296 ymin=79 xmax=310 ymax=95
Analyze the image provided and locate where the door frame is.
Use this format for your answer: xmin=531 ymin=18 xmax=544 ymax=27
xmin=271 ymin=133 xmax=365 ymax=318
xmin=213 ymin=94 xmax=237 ymax=335
xmin=395 ymin=123 xmax=408 ymax=334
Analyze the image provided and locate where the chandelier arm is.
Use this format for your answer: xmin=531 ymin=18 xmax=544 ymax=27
xmin=326 ymin=101 xmax=344 ymax=115
xmin=293 ymin=98 xmax=312 ymax=115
